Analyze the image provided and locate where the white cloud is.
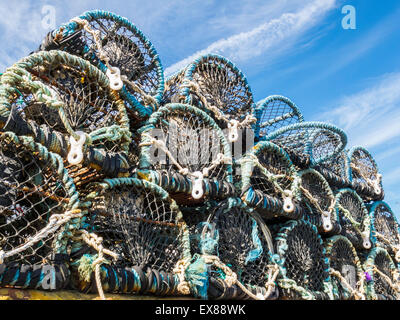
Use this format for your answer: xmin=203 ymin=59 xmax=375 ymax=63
xmin=317 ymin=72 xmax=400 ymax=149
xmin=165 ymin=0 xmax=336 ymax=75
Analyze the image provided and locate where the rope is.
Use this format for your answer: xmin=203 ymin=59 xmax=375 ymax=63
xmin=72 ymin=230 xmax=119 ymax=300
xmin=277 ymin=278 xmax=315 ymax=300
xmin=0 ymin=209 xmax=82 ymax=265
xmin=350 ymin=163 xmax=382 ymax=194
xmin=372 ymin=266 xmax=400 ymax=294
xmin=373 ymin=231 xmax=400 ymax=262
xmin=330 ymin=268 xmax=366 ymax=300
xmin=182 ymin=81 xmax=256 ymax=141
xmin=300 ymin=185 xmax=335 ymax=222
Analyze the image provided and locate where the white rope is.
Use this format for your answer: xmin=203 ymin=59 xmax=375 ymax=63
xmin=330 ymin=268 xmax=366 ymax=300
xmin=0 ymin=209 xmax=82 ymax=265
xmin=72 ymin=230 xmax=119 ymax=300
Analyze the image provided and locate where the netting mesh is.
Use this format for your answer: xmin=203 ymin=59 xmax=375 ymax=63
xmin=371 ymin=202 xmax=400 ymax=257
xmin=41 ymin=10 xmax=164 ymax=118
xmin=256 ymin=96 xmax=303 ymax=139
xmin=84 ymin=179 xmax=188 ymax=273
xmin=349 ymin=147 xmax=382 ymax=199
xmin=335 ymin=189 xmax=370 ymax=249
xmin=203 ymin=199 xmax=275 ymax=298
xmin=298 ymin=169 xmax=338 ymax=233
xmin=275 ymin=220 xmax=330 ymax=300
xmin=366 ymin=249 xmax=399 ymax=300
xmin=325 ymin=236 xmax=362 ymax=300
xmin=184 ymin=55 xmax=254 ymax=124
xmin=2 ymin=51 xmax=130 ymax=154
xmin=0 ymin=133 xmax=79 ymax=266
xmin=316 ymin=151 xmax=351 ymax=189
xmin=262 ymin=122 xmax=347 ymax=167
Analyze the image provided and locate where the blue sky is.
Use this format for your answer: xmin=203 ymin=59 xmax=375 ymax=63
xmin=0 ymin=0 xmax=399 ymax=217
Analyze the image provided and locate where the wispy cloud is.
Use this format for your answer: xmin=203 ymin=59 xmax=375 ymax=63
xmin=165 ymin=0 xmax=337 ymax=75
xmin=317 ymin=72 xmax=400 ymax=148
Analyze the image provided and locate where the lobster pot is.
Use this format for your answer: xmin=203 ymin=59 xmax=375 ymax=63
xmin=363 ymin=247 xmax=400 ymax=300
xmin=138 ymin=103 xmax=235 ymax=205
xmin=0 ymin=50 xmax=132 ymax=185
xmin=195 ymin=198 xmax=278 ymax=300
xmin=241 ymin=141 xmax=304 ymax=222
xmin=315 ymin=151 xmax=352 ymax=191
xmin=348 ymin=146 xmax=384 ymax=201
xmin=274 ymin=220 xmax=333 ymax=300
xmin=298 ymin=169 xmax=341 ymax=235
xmin=71 ymin=178 xmax=191 ymax=297
xmin=164 ymin=54 xmax=255 ymax=131
xmin=370 ymin=201 xmax=400 ymax=264
xmin=0 ymin=132 xmax=82 ymax=290
xmin=254 ymin=95 xmax=304 ymax=142
xmin=38 ymin=9 xmax=164 ymax=121
xmin=260 ymin=122 xmax=347 ymax=170
xmin=335 ymin=189 xmax=372 ymax=251
xmin=324 ymin=236 xmax=366 ymax=300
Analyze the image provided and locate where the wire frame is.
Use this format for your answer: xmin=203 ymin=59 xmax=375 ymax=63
xmin=315 ymin=151 xmax=352 ymax=190
xmin=254 ymin=95 xmax=304 ymax=141
xmin=241 ymin=141 xmax=302 ymax=221
xmin=274 ymin=220 xmax=333 ymax=300
xmin=0 ymin=132 xmax=82 ymax=290
xmin=71 ymin=177 xmax=191 ymax=296
xmin=165 ymin=54 xmax=255 ymax=126
xmin=0 ymin=50 xmax=132 ymax=182
xmin=370 ymin=201 xmax=400 ymax=263
xmin=348 ymin=146 xmax=383 ymax=201
xmin=363 ymin=247 xmax=400 ymax=300
xmin=38 ymin=9 xmax=164 ymax=119
xmin=335 ymin=189 xmax=372 ymax=250
xmin=298 ymin=169 xmax=341 ymax=235
xmin=261 ymin=122 xmax=348 ymax=167
xmin=198 ymin=198 xmax=278 ymax=300
xmin=324 ymin=236 xmax=365 ymax=300
xmin=138 ymin=103 xmax=235 ymax=204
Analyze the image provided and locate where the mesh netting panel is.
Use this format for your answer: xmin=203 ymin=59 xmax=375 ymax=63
xmin=365 ymin=249 xmax=399 ymax=300
xmin=40 ymin=10 xmax=164 ymax=118
xmin=255 ymin=95 xmax=304 ymax=139
xmin=202 ymin=199 xmax=275 ymax=298
xmin=1 ymin=51 xmax=130 ymax=154
xmin=335 ymin=189 xmax=371 ymax=250
xmin=370 ymin=202 xmax=400 ymax=260
xmin=139 ymin=104 xmax=232 ymax=187
xmin=86 ymin=179 xmax=189 ymax=273
xmin=349 ymin=147 xmax=382 ymax=199
xmin=298 ymin=169 xmax=338 ymax=234
xmin=0 ymin=133 xmax=79 ymax=266
xmin=325 ymin=236 xmax=363 ymax=300
xmin=183 ymin=55 xmax=254 ymax=124
xmin=316 ymin=151 xmax=351 ymax=189
xmin=262 ymin=122 xmax=347 ymax=166
xmin=162 ymin=71 xmax=186 ymax=105
xmin=275 ymin=220 xmax=330 ymax=299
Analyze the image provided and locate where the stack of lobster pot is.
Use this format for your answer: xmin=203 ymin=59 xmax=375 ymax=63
xmin=0 ymin=9 xmax=398 ymax=301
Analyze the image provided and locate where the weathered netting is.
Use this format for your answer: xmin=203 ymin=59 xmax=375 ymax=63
xmin=260 ymin=122 xmax=347 ymax=168
xmin=348 ymin=146 xmax=383 ymax=201
xmin=254 ymin=95 xmax=304 ymax=141
xmin=324 ymin=236 xmax=365 ymax=300
xmin=370 ymin=201 xmax=400 ymax=263
xmin=240 ymin=141 xmax=302 ymax=220
xmin=274 ymin=220 xmax=333 ymax=300
xmin=315 ymin=151 xmax=352 ymax=190
xmin=138 ymin=103 xmax=235 ymax=204
xmin=71 ymin=177 xmax=191 ymax=297
xmin=335 ymin=189 xmax=371 ymax=250
xmin=0 ymin=132 xmax=83 ymax=290
xmin=193 ymin=198 xmax=279 ymax=300
xmin=38 ymin=10 xmax=164 ymax=120
xmin=363 ymin=247 xmax=400 ymax=300
xmin=0 ymin=50 xmax=131 ymax=183
xmin=298 ymin=169 xmax=340 ymax=235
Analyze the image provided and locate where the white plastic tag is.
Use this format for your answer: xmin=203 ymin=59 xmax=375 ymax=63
xmin=191 ymin=171 xmax=204 ymax=200
xmin=107 ymin=67 xmax=123 ymax=91
xmin=68 ymin=131 xmax=86 ymax=165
